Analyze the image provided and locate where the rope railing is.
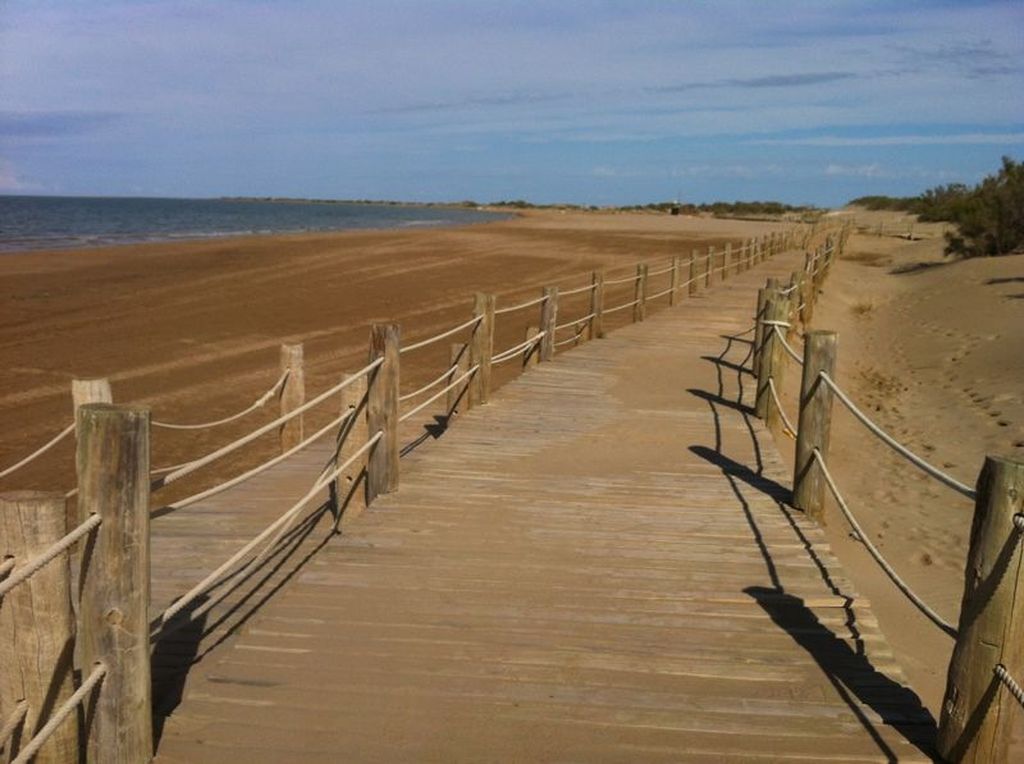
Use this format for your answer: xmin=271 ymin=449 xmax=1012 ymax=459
xmin=646 ymin=262 xmax=676 ymax=277
xmin=770 ymin=323 xmax=804 ymax=365
xmin=0 ymin=700 xmax=27 ymax=748
xmin=399 ymin=363 xmax=459 ymax=403
xmin=151 ymin=371 xmax=289 ymax=430
xmin=399 ymin=315 xmax=482 ymax=355
xmin=153 ymin=430 xmax=384 ymax=632
xmin=767 ymin=378 xmax=798 ymax=437
xmin=156 ymin=407 xmax=358 ymax=514
xmin=603 ymin=272 xmax=641 ymax=286
xmin=491 ymin=331 xmax=545 ymax=365
xmin=155 ymin=357 xmax=383 ymax=488
xmin=811 ymin=448 xmax=958 ymax=638
xmin=554 ymin=329 xmax=587 ymax=349
xmin=819 ymin=371 xmax=976 ymax=499
xmin=558 ymin=282 xmax=598 ymax=297
xmin=0 ymin=422 xmax=75 ymax=479
xmin=603 ymin=298 xmax=640 ymax=315
xmin=398 ymin=365 xmax=478 ymax=424
xmin=9 ymin=662 xmax=107 ymax=764
xmin=648 ymin=285 xmax=675 ymax=301
xmin=554 ymin=312 xmax=596 ymax=333
xmin=0 ymin=513 xmax=102 ymax=598
xmin=995 ymin=665 xmax=1024 ymax=708
xmin=494 ymin=293 xmax=548 ymax=316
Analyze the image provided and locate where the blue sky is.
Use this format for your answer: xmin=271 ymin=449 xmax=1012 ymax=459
xmin=1 ymin=1 xmax=1022 ymax=206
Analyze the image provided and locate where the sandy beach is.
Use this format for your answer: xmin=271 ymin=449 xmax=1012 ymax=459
xmin=0 ymin=212 xmax=776 ymax=497
xmin=2 ymin=208 xmax=1021 ymax=721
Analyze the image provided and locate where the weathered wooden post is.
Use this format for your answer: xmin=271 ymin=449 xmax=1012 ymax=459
xmin=539 ymin=287 xmax=558 ymax=362
xmin=522 ymin=328 xmax=540 ymax=369
xmin=799 ymin=266 xmax=815 ymax=325
xmin=705 ymin=246 xmax=714 ymax=287
xmin=633 ymin=264 xmax=648 ymax=322
xmin=753 ymin=286 xmax=769 ymax=372
xmin=669 ymin=256 xmax=681 ymax=306
xmin=938 ymin=456 xmax=1024 ymax=763
xmin=792 ymin=332 xmax=837 ymax=524
xmin=469 ymin=293 xmax=495 ymax=406
xmin=722 ymin=242 xmax=732 ymax=281
xmin=689 ymin=251 xmax=699 ymax=296
xmin=72 ymin=378 xmax=113 ymax=414
xmin=0 ymin=491 xmax=78 ymax=764
xmin=754 ymin=291 xmax=788 ymax=424
xmin=77 ymin=403 xmax=152 ymax=764
xmin=589 ymin=270 xmax=605 ymax=338
xmin=743 ymin=239 xmax=752 ymax=271
xmin=447 ymin=343 xmax=470 ymax=412
xmin=279 ymin=343 xmax=305 ymax=453
xmin=334 ymin=373 xmax=368 ymax=525
xmin=366 ymin=324 xmax=399 ymax=503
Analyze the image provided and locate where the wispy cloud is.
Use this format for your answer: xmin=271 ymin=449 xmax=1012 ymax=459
xmin=753 ymin=132 xmax=1024 ymax=147
xmin=825 ymin=163 xmax=889 ymax=178
xmin=0 ymin=111 xmax=121 ymax=139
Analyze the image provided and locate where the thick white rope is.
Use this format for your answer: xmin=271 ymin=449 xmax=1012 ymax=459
xmin=603 ymin=273 xmax=641 ymax=286
xmin=151 ymin=371 xmax=289 ymax=430
xmin=0 ymin=514 xmax=102 ymax=598
xmin=554 ymin=330 xmax=586 ymax=349
xmin=494 ymin=293 xmax=548 ymax=316
xmin=603 ymin=298 xmax=640 ymax=315
xmin=491 ymin=332 xmax=545 ymax=365
xmin=156 ymin=407 xmax=357 ymax=513
xmin=819 ymin=372 xmax=976 ymax=499
xmin=399 ymin=315 xmax=482 ymax=355
xmin=646 ymin=262 xmax=676 ymax=277
xmin=155 ymin=431 xmax=383 ymax=628
xmin=10 ymin=662 xmax=106 ymax=764
xmin=399 ymin=363 xmax=459 ymax=403
xmin=0 ymin=423 xmax=76 ymax=479
xmin=554 ymin=312 xmax=596 ymax=333
xmin=767 ymin=378 xmax=798 ymax=437
xmin=771 ymin=324 xmax=805 ymax=365
xmin=398 ymin=365 xmax=478 ymax=423
xmin=779 ymin=283 xmax=799 ymax=296
xmin=559 ymin=282 xmax=598 ymax=297
xmin=159 ymin=429 xmax=376 ymax=633
xmin=157 ymin=357 xmax=382 ymax=487
xmin=0 ymin=700 xmax=27 ymax=748
xmin=995 ymin=665 xmax=1024 ymax=708
xmin=812 ymin=449 xmax=958 ymax=638
xmin=0 ymin=557 xmax=14 ymax=578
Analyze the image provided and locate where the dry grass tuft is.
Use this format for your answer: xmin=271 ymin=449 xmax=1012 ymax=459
xmin=851 ymin=301 xmax=875 ymax=317
xmin=843 ymin=250 xmax=892 ymax=267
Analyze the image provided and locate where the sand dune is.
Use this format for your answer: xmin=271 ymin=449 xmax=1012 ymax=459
xmin=773 ymin=209 xmax=1023 ymax=713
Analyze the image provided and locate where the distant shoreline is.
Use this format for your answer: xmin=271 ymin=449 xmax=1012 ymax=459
xmin=0 ymin=195 xmax=512 ymax=253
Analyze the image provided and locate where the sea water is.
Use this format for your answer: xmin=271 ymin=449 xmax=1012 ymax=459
xmin=0 ymin=196 xmax=509 ymax=252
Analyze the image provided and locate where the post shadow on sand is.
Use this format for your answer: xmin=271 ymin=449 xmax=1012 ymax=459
xmin=686 ymin=335 xmax=938 ymax=758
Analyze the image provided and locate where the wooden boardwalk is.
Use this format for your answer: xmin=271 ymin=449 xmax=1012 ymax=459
xmin=149 ymin=251 xmax=936 ymax=762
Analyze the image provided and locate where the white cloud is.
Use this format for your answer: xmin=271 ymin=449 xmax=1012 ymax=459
xmin=825 ymin=163 xmax=889 ymax=178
